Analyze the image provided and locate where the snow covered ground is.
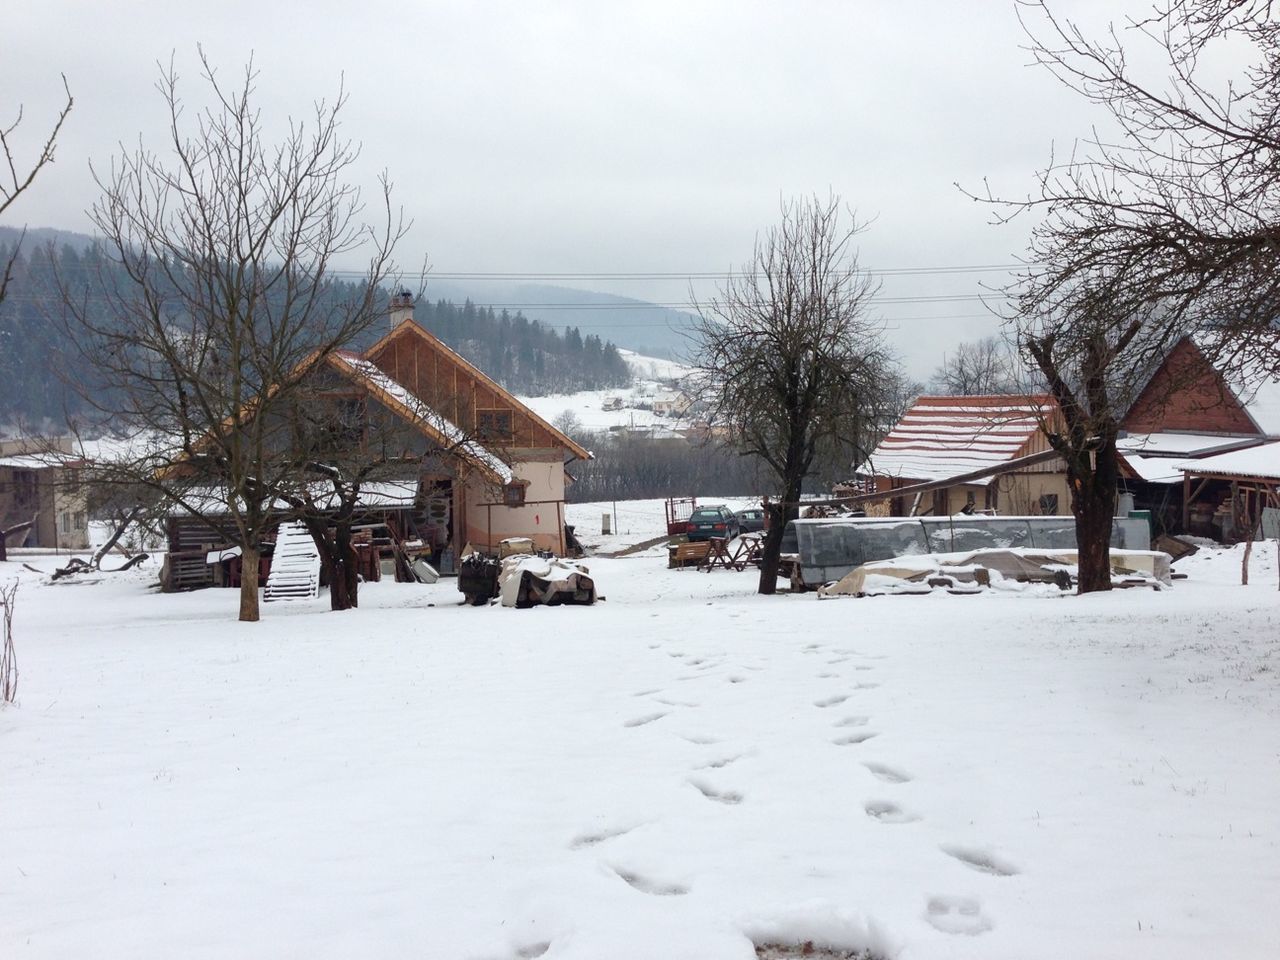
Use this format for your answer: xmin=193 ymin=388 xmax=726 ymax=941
xmin=519 ymin=350 xmax=696 ymax=436
xmin=566 ymin=497 xmax=759 ymax=555
xmin=3 ymin=531 xmax=1279 ymax=959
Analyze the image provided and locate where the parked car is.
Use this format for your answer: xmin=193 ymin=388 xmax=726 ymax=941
xmin=735 ymin=507 xmax=765 ymax=533
xmin=685 ymin=504 xmax=740 ymax=541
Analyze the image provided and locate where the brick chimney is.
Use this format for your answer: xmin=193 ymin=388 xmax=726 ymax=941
xmin=389 ymin=288 xmax=415 ymax=329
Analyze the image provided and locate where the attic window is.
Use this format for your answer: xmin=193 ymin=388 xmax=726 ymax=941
xmin=477 ymin=408 xmax=514 ymax=441
xmin=503 ymin=480 xmax=528 ymax=507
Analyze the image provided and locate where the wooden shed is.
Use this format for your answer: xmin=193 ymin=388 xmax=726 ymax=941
xmin=853 ymin=395 xmax=1070 ymax=517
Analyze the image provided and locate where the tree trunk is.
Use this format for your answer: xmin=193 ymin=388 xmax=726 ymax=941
xmin=338 ymin=523 xmax=359 ymax=609
xmin=1066 ymin=444 xmax=1119 ymax=595
xmin=90 ymin=508 xmax=143 ymax=568
xmin=758 ymin=476 xmax=802 ymax=595
xmin=239 ymin=544 xmax=261 ymax=621
xmin=1241 ymin=493 xmax=1254 ymax=586
xmin=757 ymin=503 xmax=786 ymax=595
xmin=1073 ymin=485 xmax=1115 ymax=593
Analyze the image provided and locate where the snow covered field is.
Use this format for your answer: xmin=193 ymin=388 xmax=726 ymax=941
xmin=3 ymin=534 xmax=1279 ymax=959
xmin=566 ymin=497 xmax=759 ymax=554
xmin=519 ymin=349 xmax=696 ymax=436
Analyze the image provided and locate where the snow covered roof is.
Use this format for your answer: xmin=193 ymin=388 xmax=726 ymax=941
xmin=1176 ymin=441 xmax=1280 ymax=481
xmin=1233 ymin=376 xmax=1280 ymax=435
xmin=1118 ymin=453 xmax=1185 ymax=484
xmin=331 ymin=353 xmax=513 ymax=485
xmin=1117 ymin=432 xmax=1264 ymax=483
xmin=861 ymin=395 xmax=1055 ymax=486
xmin=170 ymin=478 xmax=423 ymax=517
xmin=1118 ymin=432 xmax=1256 ymax=457
xmin=0 ymin=454 xmax=58 ymax=469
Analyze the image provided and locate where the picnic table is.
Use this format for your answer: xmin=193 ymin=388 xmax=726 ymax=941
xmin=699 ymin=533 xmax=764 ymax=572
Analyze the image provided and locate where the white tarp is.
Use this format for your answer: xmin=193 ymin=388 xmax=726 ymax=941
xmin=498 ymin=555 xmax=596 ymax=607
xmin=819 ymin=547 xmax=1173 ymax=597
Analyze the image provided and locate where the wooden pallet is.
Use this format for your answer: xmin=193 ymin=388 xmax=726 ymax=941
xmin=264 ymin=522 xmax=321 ymax=601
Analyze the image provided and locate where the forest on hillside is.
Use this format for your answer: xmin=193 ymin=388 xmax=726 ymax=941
xmin=0 ymin=239 xmax=632 ymax=427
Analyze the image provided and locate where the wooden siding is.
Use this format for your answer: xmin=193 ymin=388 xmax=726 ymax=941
xmin=366 ymin=322 xmax=589 ymax=459
xmin=1125 ymin=339 xmax=1259 ymax=436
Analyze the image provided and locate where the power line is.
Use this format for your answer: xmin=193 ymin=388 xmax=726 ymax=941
xmin=327 ymin=262 xmax=1028 ymax=281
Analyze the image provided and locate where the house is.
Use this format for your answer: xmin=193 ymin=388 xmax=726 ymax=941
xmin=651 ymin=391 xmax=692 ymax=419
xmin=161 ymin=295 xmax=592 ymax=589
xmin=0 ymin=437 xmax=90 ymax=551
xmin=1117 ymin=336 xmax=1280 ymax=537
xmin=358 ymin=298 xmax=592 ymax=554
xmin=846 ymin=336 xmax=1280 ymax=537
xmin=851 ymin=395 xmax=1070 ymax=517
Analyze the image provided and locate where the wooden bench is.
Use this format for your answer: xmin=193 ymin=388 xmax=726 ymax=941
xmin=668 ymin=540 xmax=711 ymax=569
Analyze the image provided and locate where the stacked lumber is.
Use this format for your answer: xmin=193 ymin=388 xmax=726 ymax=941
xmin=263 ymin=521 xmax=321 ymax=602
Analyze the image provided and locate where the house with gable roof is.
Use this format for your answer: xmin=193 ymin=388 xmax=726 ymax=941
xmin=161 ymin=293 xmax=592 ymax=589
xmin=853 ymin=394 xmax=1070 ymax=517
xmin=1116 ymin=336 xmax=1280 ymax=538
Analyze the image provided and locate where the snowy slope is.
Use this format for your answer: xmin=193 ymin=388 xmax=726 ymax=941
xmin=519 ymin=350 xmax=697 ymax=435
xmin=2 ymin=540 xmax=1278 ymax=959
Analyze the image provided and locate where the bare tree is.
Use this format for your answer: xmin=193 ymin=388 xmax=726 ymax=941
xmin=58 ymin=52 xmax=405 ymax=622
xmin=692 ymin=195 xmax=895 ymax=594
xmin=970 ymin=1 xmax=1280 ymax=588
xmin=930 ymin=335 xmax=1022 ymax=395
xmin=1 ymin=77 xmax=73 ymax=306
xmin=1015 ymin=286 xmax=1158 ymax=593
xmin=985 ymin=1 xmax=1280 ymax=379
xmin=0 ymin=580 xmax=16 ymax=704
xmin=551 ymin=409 xmax=585 ymax=443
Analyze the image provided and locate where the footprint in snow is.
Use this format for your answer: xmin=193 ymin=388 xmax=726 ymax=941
xmin=864 ymin=799 xmax=920 ymax=824
xmin=623 ymin=712 xmax=668 ymax=728
xmin=854 ymin=665 xmax=875 ymax=672
xmin=728 ymin=675 xmax=747 ymax=684
xmin=697 ymin=753 xmax=743 ymax=770
xmin=612 ymin=866 xmax=688 ymax=896
xmin=863 ymin=761 xmax=912 ymax=784
xmin=682 ymin=734 xmax=721 ymax=745
xmin=689 ymin=779 xmax=743 ymax=804
xmin=834 ymin=715 xmax=870 ymax=728
xmin=940 ymin=845 xmax=1019 ymax=877
xmin=633 ymin=688 xmax=661 ymax=697
xmin=924 ymin=895 xmax=992 ymax=936
xmin=826 ymin=656 xmax=850 ymax=665
xmin=816 ymin=672 xmax=839 ymax=679
xmin=515 ymin=942 xmax=551 ymax=959
xmin=833 ymin=731 xmax=878 ymax=745
xmin=569 ymin=824 xmax=635 ymax=849
xmin=652 ymin=696 xmax=698 ymax=707
xmin=853 ymin=681 xmax=880 ymax=690
xmin=814 ymin=694 xmax=850 ymax=708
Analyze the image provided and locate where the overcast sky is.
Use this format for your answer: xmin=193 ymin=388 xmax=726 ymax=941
xmin=4 ymin=0 xmax=1138 ymax=377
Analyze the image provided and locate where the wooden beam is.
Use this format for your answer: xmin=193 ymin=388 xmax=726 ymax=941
xmin=802 ymin=447 xmax=1066 ymax=510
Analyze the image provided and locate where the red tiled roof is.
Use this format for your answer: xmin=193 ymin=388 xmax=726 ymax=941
xmin=863 ymin=395 xmax=1055 ymax=485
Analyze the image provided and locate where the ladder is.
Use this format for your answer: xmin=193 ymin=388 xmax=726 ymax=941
xmin=264 ymin=521 xmax=321 ymax=602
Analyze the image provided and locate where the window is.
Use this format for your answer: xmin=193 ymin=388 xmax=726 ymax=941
xmin=74 ymin=511 xmax=87 ymax=530
xmin=60 ymin=511 xmax=72 ymax=534
xmin=477 ymin=409 xmax=514 ymax=441
xmin=13 ymin=470 xmax=36 ymax=508
xmin=503 ymin=481 xmax=528 ymax=507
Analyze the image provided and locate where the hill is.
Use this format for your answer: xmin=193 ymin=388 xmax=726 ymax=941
xmin=0 ymin=230 xmax=632 ymax=427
